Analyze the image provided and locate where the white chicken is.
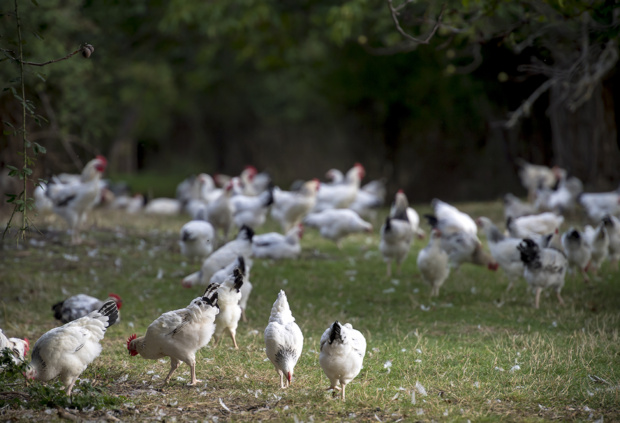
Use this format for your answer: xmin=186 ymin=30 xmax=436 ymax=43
xmin=579 ymin=189 xmax=620 ymax=222
xmin=314 ymin=163 xmax=365 ymax=212
xmin=44 ymin=155 xmax=107 ymax=244
xmin=26 ymin=300 xmax=119 ymax=395
xmin=506 ymin=212 xmax=564 ymax=239
xmin=503 ymin=193 xmax=537 ymax=220
xmin=210 ymin=256 xmax=253 ymax=322
xmin=230 ymin=188 xmax=274 ymax=229
xmin=425 ymin=199 xmax=497 ymax=270
xmin=264 ymin=290 xmax=304 ymax=389
xmin=535 ymin=176 xmax=583 ymax=214
xmin=303 ymin=209 xmax=372 ymax=248
xmin=271 ymin=179 xmax=320 ymax=232
xmin=52 ymin=293 xmax=123 ymax=324
xmin=416 ymin=229 xmax=450 ymax=296
xmin=379 ymin=190 xmax=414 ymax=277
xmin=517 ymin=238 xmax=567 ymax=309
xmin=602 ymin=215 xmax=620 ymax=268
xmin=583 ymin=223 xmax=609 ymax=274
xmin=348 ymin=178 xmax=386 ymax=221
xmin=179 ymin=215 xmax=215 ymax=261
xmin=126 ymin=284 xmax=219 ymax=386
xmin=213 ymin=269 xmax=244 ymax=349
xmin=0 ymin=329 xmax=29 ymax=366
xmin=319 ymin=321 xmax=367 ymax=401
xmin=561 ymin=228 xmax=592 ymax=284
xmin=516 ymin=159 xmax=565 ymax=202
xmin=252 ymin=224 xmax=303 ymax=260
xmin=477 ymin=217 xmax=524 ymax=292
xmin=186 ymin=225 xmax=254 ymax=288
xmin=205 ymin=182 xmax=235 ymax=247
xmin=144 ymin=197 xmax=182 ymax=215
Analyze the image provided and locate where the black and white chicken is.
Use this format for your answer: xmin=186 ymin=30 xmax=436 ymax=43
xmin=52 ymin=293 xmax=123 ymax=324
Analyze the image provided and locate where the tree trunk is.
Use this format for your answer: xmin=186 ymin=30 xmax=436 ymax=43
xmin=548 ymin=81 xmax=620 ymax=190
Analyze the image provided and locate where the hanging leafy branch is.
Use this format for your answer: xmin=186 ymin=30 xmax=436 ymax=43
xmin=2 ymin=0 xmax=94 ymax=242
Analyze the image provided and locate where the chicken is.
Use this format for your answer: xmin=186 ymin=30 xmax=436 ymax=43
xmin=314 ymin=163 xmax=365 ymax=212
xmin=506 ymin=212 xmax=564 ymax=239
xmin=602 ymin=215 xmax=620 ymax=268
xmin=0 ymin=329 xmax=29 ymax=366
xmin=179 ymin=214 xmax=215 ymax=261
xmin=209 ymin=256 xmax=253 ymax=322
xmin=126 ymin=284 xmax=219 ymax=386
xmin=230 ymin=188 xmax=274 ymax=229
xmin=535 ymin=176 xmax=583 ymax=214
xmin=348 ymin=178 xmax=386 ymax=221
xmin=583 ymin=223 xmax=609 ymax=274
xmin=44 ymin=156 xmax=107 ymax=244
xmin=26 ymin=300 xmax=118 ymax=395
xmin=503 ymin=193 xmax=537 ymax=220
xmin=425 ymin=199 xmax=497 ymax=270
xmin=252 ymin=224 xmax=303 ymax=260
xmin=319 ymin=321 xmax=367 ymax=401
xmin=205 ymin=182 xmax=235 ymax=247
xmin=379 ymin=190 xmax=414 ymax=277
xmin=516 ymin=159 xmax=566 ymax=202
xmin=561 ymin=228 xmax=592 ymax=284
xmin=144 ymin=197 xmax=182 ymax=215
xmin=271 ymin=179 xmax=320 ymax=232
xmin=579 ymin=188 xmax=620 ymax=222
xmin=264 ymin=290 xmax=304 ymax=389
xmin=303 ymin=209 xmax=372 ymax=248
xmin=197 ymin=225 xmax=254 ymax=286
xmin=52 ymin=293 xmax=123 ymax=324
xmin=213 ymin=269 xmax=244 ymax=349
xmin=416 ymin=229 xmax=450 ymax=296
xmin=477 ymin=217 xmax=524 ymax=291
xmin=517 ymin=238 xmax=567 ymax=309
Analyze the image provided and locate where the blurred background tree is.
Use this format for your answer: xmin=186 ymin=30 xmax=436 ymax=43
xmin=1 ymin=0 xmax=618 ymax=201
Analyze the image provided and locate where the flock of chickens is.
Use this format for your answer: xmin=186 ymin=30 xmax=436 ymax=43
xmin=3 ymin=156 xmax=619 ymax=400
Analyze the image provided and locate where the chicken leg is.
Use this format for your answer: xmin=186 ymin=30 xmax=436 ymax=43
xmin=163 ymin=357 xmax=181 ymax=384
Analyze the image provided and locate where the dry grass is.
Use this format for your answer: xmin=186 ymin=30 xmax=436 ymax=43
xmin=1 ymin=202 xmax=619 ymax=422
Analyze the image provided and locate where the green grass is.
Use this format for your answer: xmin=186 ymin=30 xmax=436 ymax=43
xmin=0 ymin=201 xmax=618 ymax=422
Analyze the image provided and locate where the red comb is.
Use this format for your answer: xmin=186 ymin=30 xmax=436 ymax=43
xmin=24 ymin=338 xmax=30 ymax=354
xmin=108 ymin=293 xmax=122 ymax=309
xmin=397 ymin=189 xmax=404 ymax=194
xmin=95 ymin=155 xmax=107 ymax=165
xmin=126 ymin=334 xmax=138 ymax=355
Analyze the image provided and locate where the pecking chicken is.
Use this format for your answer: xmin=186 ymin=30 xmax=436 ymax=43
xmin=264 ymin=290 xmax=304 ymax=389
xmin=303 ymin=209 xmax=372 ymax=248
xmin=379 ymin=190 xmax=414 ymax=277
xmin=517 ymin=238 xmax=567 ymax=309
xmin=561 ymin=228 xmax=592 ymax=284
xmin=271 ymin=179 xmax=320 ymax=232
xmin=583 ymin=223 xmax=609 ymax=275
xmin=230 ymin=187 xmax=274 ymax=230
xmin=127 ymin=284 xmax=219 ymax=386
xmin=417 ymin=229 xmax=451 ymax=296
xmin=26 ymin=300 xmax=118 ymax=395
xmin=319 ymin=321 xmax=367 ymax=401
xmin=52 ymin=293 xmax=123 ymax=324
xmin=477 ymin=217 xmax=524 ymax=292
xmin=314 ymin=163 xmax=365 ymax=212
xmin=0 ymin=329 xmax=29 ymax=366
xmin=252 ymin=224 xmax=303 ymax=260
xmin=44 ymin=155 xmax=107 ymax=244
xmin=213 ymin=269 xmax=244 ymax=349
xmin=179 ymin=213 xmax=215 ymax=261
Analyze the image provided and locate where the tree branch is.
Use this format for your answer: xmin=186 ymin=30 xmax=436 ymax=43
xmin=387 ymin=1 xmax=446 ymax=45
xmin=504 ymin=78 xmax=557 ymax=128
xmin=0 ymin=44 xmax=93 ymax=67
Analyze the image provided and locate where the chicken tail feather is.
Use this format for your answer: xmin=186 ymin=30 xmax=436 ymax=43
xmin=98 ymin=299 xmax=119 ymax=327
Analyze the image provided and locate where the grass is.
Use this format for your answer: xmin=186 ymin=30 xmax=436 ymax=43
xmin=0 ymin=201 xmax=619 ymax=422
